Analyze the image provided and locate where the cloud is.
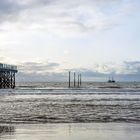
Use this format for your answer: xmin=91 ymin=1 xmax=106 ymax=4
xmin=16 ymin=71 xmax=67 ymax=82
xmin=0 ymin=56 xmax=5 ymax=62
xmin=68 ymin=61 xmax=140 ymax=81
xmin=0 ymin=55 xmax=14 ymax=64
xmin=122 ymin=61 xmax=140 ymax=74
xmin=90 ymin=61 xmax=140 ymax=75
xmin=0 ymin=0 xmax=138 ymax=34
xmin=16 ymin=61 xmax=140 ymax=82
xmin=0 ymin=0 xmax=21 ymax=22
xmin=18 ymin=61 xmax=60 ymax=73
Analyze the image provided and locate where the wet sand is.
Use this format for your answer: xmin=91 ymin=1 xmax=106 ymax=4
xmin=0 ymin=123 xmax=140 ymax=140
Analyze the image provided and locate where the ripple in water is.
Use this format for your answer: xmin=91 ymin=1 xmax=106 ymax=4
xmin=0 ymin=82 xmax=140 ymax=123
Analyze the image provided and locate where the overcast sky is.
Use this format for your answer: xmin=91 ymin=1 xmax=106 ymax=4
xmin=0 ymin=0 xmax=140 ymax=81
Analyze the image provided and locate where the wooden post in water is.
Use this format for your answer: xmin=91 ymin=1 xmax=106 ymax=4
xmin=68 ymin=71 xmax=71 ymax=88
xmin=80 ymin=73 xmax=81 ymax=86
xmin=74 ymin=72 xmax=76 ymax=87
xmin=77 ymin=74 xmax=79 ymax=88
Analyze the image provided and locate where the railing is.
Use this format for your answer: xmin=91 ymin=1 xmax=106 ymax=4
xmin=0 ymin=63 xmax=17 ymax=71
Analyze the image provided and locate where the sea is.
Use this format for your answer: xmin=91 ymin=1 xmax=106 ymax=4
xmin=0 ymin=82 xmax=140 ymax=140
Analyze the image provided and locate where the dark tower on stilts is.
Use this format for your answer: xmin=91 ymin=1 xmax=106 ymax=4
xmin=0 ymin=63 xmax=18 ymax=89
xmin=77 ymin=74 xmax=80 ymax=87
xmin=79 ymin=74 xmax=81 ymax=86
xmin=68 ymin=71 xmax=71 ymax=88
xmin=74 ymin=72 xmax=76 ymax=87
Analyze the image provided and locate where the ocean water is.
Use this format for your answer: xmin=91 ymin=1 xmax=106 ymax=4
xmin=0 ymin=82 xmax=139 ymax=123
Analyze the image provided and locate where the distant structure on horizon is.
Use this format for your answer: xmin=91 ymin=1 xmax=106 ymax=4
xmin=108 ymin=76 xmax=115 ymax=83
xmin=68 ymin=71 xmax=82 ymax=88
xmin=0 ymin=63 xmax=18 ymax=89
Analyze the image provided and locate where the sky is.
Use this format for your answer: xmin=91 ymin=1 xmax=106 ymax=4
xmin=0 ymin=0 xmax=140 ymax=82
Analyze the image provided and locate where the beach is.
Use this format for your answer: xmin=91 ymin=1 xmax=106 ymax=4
xmin=0 ymin=0 xmax=139 ymax=139
xmin=0 ymin=82 xmax=140 ymax=139
xmin=0 ymin=123 xmax=140 ymax=140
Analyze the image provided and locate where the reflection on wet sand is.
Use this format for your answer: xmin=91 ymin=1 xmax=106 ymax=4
xmin=0 ymin=123 xmax=140 ymax=140
xmin=0 ymin=125 xmax=15 ymax=138
xmin=0 ymin=125 xmax=15 ymax=133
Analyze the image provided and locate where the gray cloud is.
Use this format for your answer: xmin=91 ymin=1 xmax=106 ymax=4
xmin=16 ymin=71 xmax=67 ymax=82
xmin=0 ymin=0 xmax=54 ymax=22
xmin=0 ymin=0 xmax=138 ymax=33
xmin=123 ymin=61 xmax=140 ymax=74
xmin=65 ymin=62 xmax=140 ymax=81
xmin=0 ymin=0 xmax=21 ymax=22
xmin=16 ymin=61 xmax=140 ymax=82
xmin=18 ymin=62 xmax=60 ymax=73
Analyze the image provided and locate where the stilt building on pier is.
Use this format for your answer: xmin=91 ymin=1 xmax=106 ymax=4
xmin=0 ymin=63 xmax=18 ymax=89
